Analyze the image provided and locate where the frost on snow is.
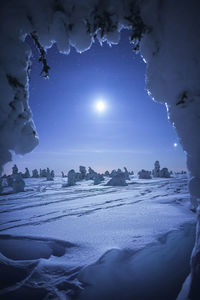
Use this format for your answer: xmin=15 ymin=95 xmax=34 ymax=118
xmin=1 ymin=0 xmax=200 ymax=298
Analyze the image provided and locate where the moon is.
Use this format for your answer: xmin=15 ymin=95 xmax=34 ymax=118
xmin=173 ymin=143 xmax=178 ymax=147
xmin=95 ymin=100 xmax=106 ymax=113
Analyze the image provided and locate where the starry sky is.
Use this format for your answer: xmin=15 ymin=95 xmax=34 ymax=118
xmin=5 ymin=31 xmax=186 ymax=175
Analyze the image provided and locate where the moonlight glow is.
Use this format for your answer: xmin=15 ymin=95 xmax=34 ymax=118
xmin=95 ymin=100 xmax=106 ymax=113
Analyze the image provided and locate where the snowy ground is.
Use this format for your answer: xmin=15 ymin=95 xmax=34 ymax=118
xmin=0 ymin=175 xmax=196 ymax=299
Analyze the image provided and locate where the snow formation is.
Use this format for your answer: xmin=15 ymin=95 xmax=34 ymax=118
xmin=0 ymin=175 xmax=195 ymax=299
xmin=160 ymin=168 xmax=170 ymax=178
xmin=152 ymin=161 xmax=160 ymax=178
xmin=138 ymin=169 xmax=151 ymax=179
xmin=0 ymin=0 xmax=199 ymax=201
xmin=22 ymin=167 xmax=30 ymax=178
xmin=106 ymin=173 xmax=128 ymax=186
xmin=12 ymin=173 xmax=25 ymax=193
xmin=1 ymin=0 xmax=200 ymax=297
xmin=66 ymin=169 xmax=76 ymax=186
xmin=124 ymin=167 xmax=130 ymax=180
xmin=32 ymin=168 xmax=39 ymax=178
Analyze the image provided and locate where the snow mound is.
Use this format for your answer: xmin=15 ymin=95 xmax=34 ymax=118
xmin=106 ymin=174 xmax=128 ymax=186
xmin=78 ymin=223 xmax=195 ymax=300
xmin=0 ymin=234 xmax=74 ymax=261
xmin=0 ymin=235 xmax=80 ymax=299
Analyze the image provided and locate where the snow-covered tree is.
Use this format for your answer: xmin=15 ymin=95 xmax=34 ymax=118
xmin=138 ymin=169 xmax=151 ymax=179
xmin=40 ymin=168 xmax=47 ymax=177
xmin=93 ymin=173 xmax=103 ymax=185
xmin=12 ymin=164 xmax=18 ymax=175
xmin=160 ymin=168 xmax=170 ymax=178
xmin=61 ymin=171 xmax=65 ymax=178
xmin=75 ymin=172 xmax=82 ymax=181
xmin=86 ymin=167 xmax=96 ymax=180
xmin=104 ymin=170 xmax=110 ymax=177
xmin=12 ymin=173 xmax=25 ymax=193
xmin=110 ymin=170 xmax=117 ymax=178
xmin=46 ymin=168 xmax=54 ymax=181
xmin=106 ymin=173 xmax=128 ymax=186
xmin=23 ymin=167 xmax=30 ymax=178
xmin=79 ymin=166 xmax=86 ymax=180
xmin=67 ymin=169 xmax=76 ymax=186
xmin=32 ymin=169 xmax=39 ymax=178
xmin=6 ymin=175 xmax=13 ymax=187
xmin=124 ymin=167 xmax=130 ymax=180
xmin=152 ymin=161 xmax=160 ymax=178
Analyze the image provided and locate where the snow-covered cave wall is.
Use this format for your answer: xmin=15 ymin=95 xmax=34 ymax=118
xmin=140 ymin=0 xmax=200 ymax=206
xmin=139 ymin=1 xmax=200 ymax=298
xmin=0 ymin=0 xmax=200 ymax=298
xmin=0 ymin=0 xmax=145 ymax=174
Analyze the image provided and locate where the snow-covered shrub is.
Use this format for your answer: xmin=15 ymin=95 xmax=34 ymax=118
xmin=152 ymin=162 xmax=170 ymax=178
xmin=106 ymin=174 xmax=128 ymax=186
xmin=61 ymin=171 xmax=66 ymax=178
xmin=94 ymin=173 xmax=104 ymax=185
xmin=46 ymin=168 xmax=54 ymax=181
xmin=124 ymin=167 xmax=130 ymax=180
xmin=75 ymin=172 xmax=82 ymax=181
xmin=160 ymin=168 xmax=170 ymax=178
xmin=6 ymin=175 xmax=13 ymax=186
xmin=67 ymin=169 xmax=76 ymax=186
xmin=12 ymin=173 xmax=25 ymax=193
xmin=93 ymin=173 xmax=102 ymax=185
xmin=40 ymin=168 xmax=47 ymax=177
xmin=152 ymin=161 xmax=160 ymax=178
xmin=104 ymin=170 xmax=110 ymax=177
xmin=138 ymin=169 xmax=151 ymax=179
xmin=32 ymin=169 xmax=39 ymax=178
xmin=110 ymin=170 xmax=117 ymax=178
xmin=79 ymin=166 xmax=86 ymax=180
xmin=86 ymin=167 xmax=96 ymax=180
xmin=22 ymin=167 xmax=30 ymax=178
xmin=12 ymin=164 xmax=18 ymax=175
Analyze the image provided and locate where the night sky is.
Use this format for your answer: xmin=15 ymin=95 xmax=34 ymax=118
xmin=5 ymin=31 xmax=186 ymax=175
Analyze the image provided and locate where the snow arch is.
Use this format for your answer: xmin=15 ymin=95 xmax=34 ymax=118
xmin=1 ymin=0 xmax=200 ymax=298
